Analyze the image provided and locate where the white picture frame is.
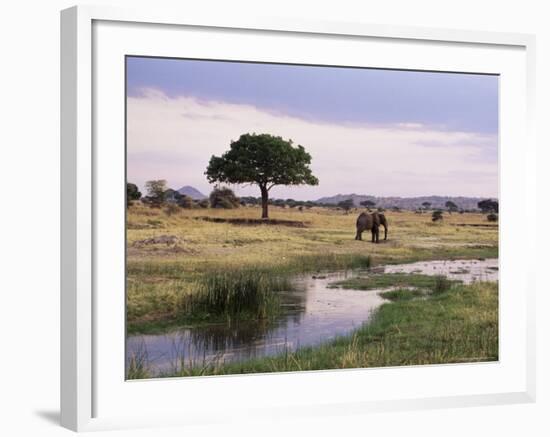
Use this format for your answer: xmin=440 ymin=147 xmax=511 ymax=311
xmin=61 ymin=5 xmax=536 ymax=432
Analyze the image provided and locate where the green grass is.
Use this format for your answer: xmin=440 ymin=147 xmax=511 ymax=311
xmin=433 ymin=275 xmax=454 ymax=294
xmin=377 ymin=275 xmax=454 ymax=301
xmin=328 ymin=272 xmax=458 ymax=291
xmin=374 ymin=246 xmax=498 ymax=266
xmin=379 ymin=288 xmax=427 ymax=301
xmin=127 ymin=252 xmax=372 ymax=280
xmin=129 ymin=281 xmax=498 ymax=378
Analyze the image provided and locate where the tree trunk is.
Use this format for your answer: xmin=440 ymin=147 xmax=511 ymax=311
xmin=260 ymin=186 xmax=269 ymax=219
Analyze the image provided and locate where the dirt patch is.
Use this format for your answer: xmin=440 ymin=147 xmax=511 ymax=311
xmin=194 ymin=216 xmax=309 ymax=228
xmin=133 ymin=235 xmax=180 ymax=247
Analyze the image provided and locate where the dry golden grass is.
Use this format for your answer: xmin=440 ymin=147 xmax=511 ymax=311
xmin=127 ymin=204 xmax=497 ymax=268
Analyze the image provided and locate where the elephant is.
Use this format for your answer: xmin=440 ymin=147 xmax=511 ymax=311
xmin=355 ymin=212 xmax=388 ymax=243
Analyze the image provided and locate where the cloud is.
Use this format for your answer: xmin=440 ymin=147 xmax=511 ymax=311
xmin=127 ymin=90 xmax=498 ymax=199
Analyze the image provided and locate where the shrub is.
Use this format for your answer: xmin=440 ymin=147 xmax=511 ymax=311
xmin=240 ymin=196 xmax=259 ymax=206
xmin=433 ymin=275 xmax=453 ymax=294
xmin=198 ymin=199 xmax=209 ymax=208
xmin=163 ymin=203 xmax=180 ymax=216
xmin=432 ymin=210 xmax=444 ymax=222
xmin=177 ymin=195 xmax=195 ymax=209
xmin=487 ymin=213 xmax=498 ymax=222
xmin=209 ymin=187 xmax=240 ymax=209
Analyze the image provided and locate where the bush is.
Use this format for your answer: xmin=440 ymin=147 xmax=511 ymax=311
xmin=163 ymin=203 xmax=180 ymax=216
xmin=240 ymin=196 xmax=259 ymax=206
xmin=198 ymin=199 xmax=209 ymax=208
xmin=209 ymin=187 xmax=240 ymax=209
xmin=142 ymin=196 xmax=162 ymax=208
xmin=433 ymin=275 xmax=453 ymax=294
xmin=432 ymin=210 xmax=444 ymax=222
xmin=487 ymin=213 xmax=498 ymax=222
xmin=177 ymin=195 xmax=195 ymax=209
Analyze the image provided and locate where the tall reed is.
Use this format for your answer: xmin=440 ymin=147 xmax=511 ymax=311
xmin=433 ymin=275 xmax=453 ymax=294
xmin=182 ymin=269 xmax=293 ymax=319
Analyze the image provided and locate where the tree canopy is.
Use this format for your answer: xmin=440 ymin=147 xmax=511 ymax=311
xmin=338 ymin=199 xmax=354 ymax=212
xmin=126 ymin=183 xmax=141 ymax=207
xmin=360 ymin=200 xmax=376 ymax=209
xmin=445 ymin=200 xmax=458 ymax=213
xmin=478 ymin=199 xmax=499 ymax=213
xmin=205 ymin=133 xmax=318 ymax=218
xmin=144 ymin=180 xmax=167 ymax=207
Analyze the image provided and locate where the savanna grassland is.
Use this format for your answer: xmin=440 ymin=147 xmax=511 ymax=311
xmin=126 ymin=204 xmax=498 ymax=378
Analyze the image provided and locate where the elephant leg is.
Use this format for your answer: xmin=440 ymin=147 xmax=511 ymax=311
xmin=355 ymin=230 xmax=362 ymax=240
xmin=383 ymin=225 xmax=387 ymax=241
xmin=371 ymin=225 xmax=379 ymax=243
xmin=375 ymin=226 xmax=380 ymax=243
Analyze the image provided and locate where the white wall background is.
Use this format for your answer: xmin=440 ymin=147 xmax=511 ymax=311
xmin=0 ymin=1 xmax=547 ymax=436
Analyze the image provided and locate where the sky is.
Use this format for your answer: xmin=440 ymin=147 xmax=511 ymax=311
xmin=126 ymin=56 xmax=499 ymax=200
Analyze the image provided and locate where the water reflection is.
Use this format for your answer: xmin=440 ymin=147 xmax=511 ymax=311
xmin=383 ymin=258 xmax=498 ymax=284
xmin=127 ymin=271 xmax=384 ymax=375
xmin=126 ymin=258 xmax=498 ymax=375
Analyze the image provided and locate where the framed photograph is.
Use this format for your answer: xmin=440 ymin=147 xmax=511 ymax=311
xmin=61 ymin=5 xmax=536 ymax=432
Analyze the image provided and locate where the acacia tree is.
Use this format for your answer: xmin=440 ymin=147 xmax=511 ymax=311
xmin=360 ymin=200 xmax=376 ymax=210
xmin=478 ymin=199 xmax=499 ymax=213
xmin=445 ymin=200 xmax=458 ymax=214
xmin=205 ymin=133 xmax=318 ymax=219
xmin=338 ymin=199 xmax=354 ymax=213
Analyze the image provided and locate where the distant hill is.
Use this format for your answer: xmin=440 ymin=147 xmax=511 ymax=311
xmin=177 ymin=186 xmax=207 ymax=200
xmin=315 ymin=193 xmax=495 ymax=210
